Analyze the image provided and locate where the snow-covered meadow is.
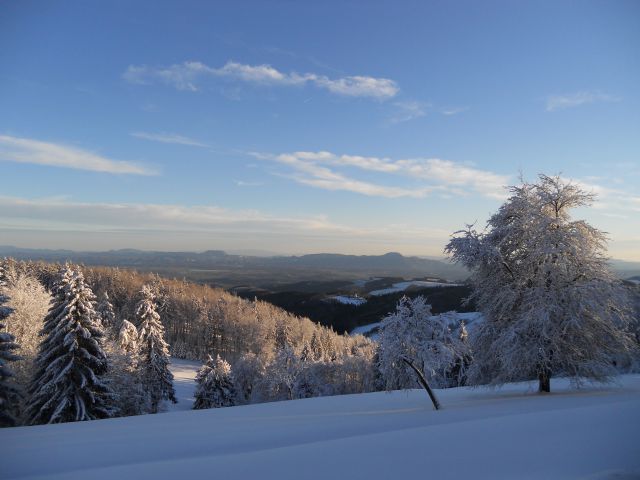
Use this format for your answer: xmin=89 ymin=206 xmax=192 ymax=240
xmin=3 ymin=358 xmax=639 ymax=480
xmin=369 ymin=280 xmax=460 ymax=296
xmin=328 ymin=295 xmax=367 ymax=306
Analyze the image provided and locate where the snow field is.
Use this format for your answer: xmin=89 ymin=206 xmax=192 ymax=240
xmin=329 ymin=295 xmax=367 ymax=306
xmin=369 ymin=280 xmax=460 ymax=296
xmin=3 ymin=369 xmax=639 ymax=480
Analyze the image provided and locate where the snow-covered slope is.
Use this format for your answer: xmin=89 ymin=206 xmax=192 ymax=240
xmin=166 ymin=358 xmax=199 ymax=412
xmin=369 ymin=280 xmax=460 ymax=296
xmin=3 ymin=373 xmax=640 ymax=480
xmin=328 ymin=295 xmax=367 ymax=306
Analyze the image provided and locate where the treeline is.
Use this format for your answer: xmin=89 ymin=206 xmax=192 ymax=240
xmin=0 ymin=259 xmax=381 ymax=425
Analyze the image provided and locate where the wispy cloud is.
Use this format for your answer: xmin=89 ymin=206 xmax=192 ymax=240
xmin=123 ymin=60 xmax=399 ymax=99
xmin=235 ymin=180 xmax=264 ymax=187
xmin=570 ymin=177 xmax=640 ymax=214
xmin=0 ymin=135 xmax=156 ymax=175
xmin=0 ymin=196 xmax=368 ymax=237
xmin=545 ymin=91 xmax=620 ymax=112
xmin=440 ymin=106 xmax=468 ymax=116
xmin=391 ymin=101 xmax=429 ymax=123
xmin=254 ymin=150 xmax=510 ymax=199
xmin=130 ymin=132 xmax=209 ymax=148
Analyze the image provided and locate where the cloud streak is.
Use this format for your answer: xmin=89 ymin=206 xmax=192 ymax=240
xmin=255 ymin=150 xmax=510 ymax=199
xmin=391 ymin=101 xmax=429 ymax=123
xmin=123 ymin=60 xmax=399 ymax=99
xmin=545 ymin=91 xmax=620 ymax=112
xmin=130 ymin=132 xmax=209 ymax=148
xmin=0 ymin=135 xmax=156 ymax=175
xmin=0 ymin=196 xmax=382 ymax=237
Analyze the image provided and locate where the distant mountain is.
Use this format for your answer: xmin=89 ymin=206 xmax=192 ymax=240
xmin=609 ymin=259 xmax=640 ymax=280
xmin=2 ymin=245 xmax=636 ymax=284
xmin=0 ymin=246 xmax=469 ymax=282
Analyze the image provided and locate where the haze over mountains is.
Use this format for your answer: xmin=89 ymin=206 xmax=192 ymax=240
xmin=0 ymin=246 xmax=468 ymax=284
xmin=2 ymin=246 xmax=639 ymax=287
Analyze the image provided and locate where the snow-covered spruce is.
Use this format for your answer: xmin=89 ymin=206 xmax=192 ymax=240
xmin=96 ymin=291 xmax=116 ymax=333
xmin=118 ymin=320 xmax=138 ymax=355
xmin=136 ymin=285 xmax=176 ymax=413
xmin=446 ymin=174 xmax=634 ymax=392
xmin=193 ymin=354 xmax=236 ymax=409
xmin=25 ymin=266 xmax=114 ymax=425
xmin=1 ymin=277 xmax=21 ymax=427
xmin=377 ymin=296 xmax=469 ymax=391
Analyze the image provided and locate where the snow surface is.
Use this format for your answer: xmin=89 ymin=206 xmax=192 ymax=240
xmin=350 ymin=321 xmax=381 ymax=337
xmin=3 ymin=370 xmax=640 ymax=480
xmin=166 ymin=358 xmax=200 ymax=412
xmin=369 ymin=280 xmax=460 ymax=296
xmin=328 ymin=295 xmax=367 ymax=306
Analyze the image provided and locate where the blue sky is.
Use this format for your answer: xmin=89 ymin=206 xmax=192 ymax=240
xmin=1 ymin=1 xmax=639 ymax=259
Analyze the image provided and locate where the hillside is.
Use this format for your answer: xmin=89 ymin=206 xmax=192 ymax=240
xmin=3 ymin=367 xmax=639 ymax=480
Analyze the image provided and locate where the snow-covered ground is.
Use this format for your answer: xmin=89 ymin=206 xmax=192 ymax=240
xmin=166 ymin=358 xmax=200 ymax=412
xmin=350 ymin=311 xmax=484 ymax=340
xmin=369 ymin=280 xmax=460 ymax=296
xmin=4 ymin=370 xmax=639 ymax=480
xmin=350 ymin=321 xmax=382 ymax=337
xmin=328 ymin=295 xmax=367 ymax=306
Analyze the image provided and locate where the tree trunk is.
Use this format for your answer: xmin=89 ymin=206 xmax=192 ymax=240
xmin=538 ymin=369 xmax=551 ymax=393
xmin=401 ymin=356 xmax=441 ymax=410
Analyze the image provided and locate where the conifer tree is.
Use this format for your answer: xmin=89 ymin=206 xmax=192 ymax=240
xmin=26 ymin=266 xmax=114 ymax=424
xmin=309 ymin=331 xmax=325 ymax=361
xmin=1 ymin=277 xmax=20 ymax=427
xmin=118 ymin=320 xmax=139 ymax=355
xmin=293 ymin=342 xmax=316 ymax=399
xmin=96 ymin=291 xmax=116 ymax=332
xmin=136 ymin=285 xmax=176 ymax=413
xmin=193 ymin=354 xmax=236 ymax=409
xmin=300 ymin=341 xmax=314 ymax=363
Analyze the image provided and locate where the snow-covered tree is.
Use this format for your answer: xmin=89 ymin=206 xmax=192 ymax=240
xmin=96 ymin=291 xmax=116 ymax=332
xmin=258 ymin=346 xmax=302 ymax=401
xmin=1 ymin=282 xmax=21 ymax=427
xmin=118 ymin=320 xmax=138 ymax=355
xmin=292 ymin=343 xmax=317 ymax=399
xmin=299 ymin=341 xmax=314 ymax=363
xmin=104 ymin=340 xmax=147 ymax=417
xmin=26 ymin=266 xmax=114 ymax=424
xmin=446 ymin=174 xmax=634 ymax=392
xmin=136 ymin=285 xmax=176 ymax=413
xmin=193 ymin=354 xmax=236 ymax=409
xmin=232 ymin=352 xmax=265 ymax=404
xmin=2 ymin=273 xmax=51 ymax=388
xmin=309 ymin=331 xmax=325 ymax=361
xmin=378 ymin=296 xmax=468 ymax=390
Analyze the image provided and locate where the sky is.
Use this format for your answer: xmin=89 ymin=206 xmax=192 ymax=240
xmin=1 ymin=1 xmax=639 ymax=260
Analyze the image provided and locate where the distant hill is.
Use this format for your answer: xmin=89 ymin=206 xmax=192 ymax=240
xmin=0 ymin=246 xmax=470 ymax=284
xmin=2 ymin=245 xmax=638 ymax=285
